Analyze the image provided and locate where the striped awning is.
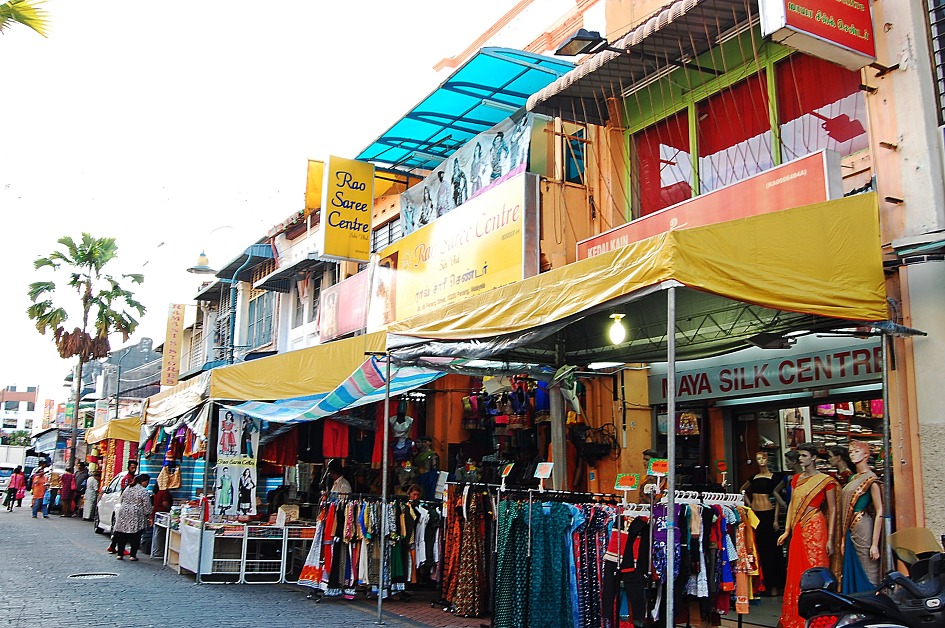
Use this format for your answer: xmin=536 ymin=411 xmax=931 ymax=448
xmin=226 ymin=357 xmax=443 ymax=424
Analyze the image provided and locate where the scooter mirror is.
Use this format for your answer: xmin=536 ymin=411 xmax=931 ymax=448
xmin=800 ymin=567 xmax=838 ymax=592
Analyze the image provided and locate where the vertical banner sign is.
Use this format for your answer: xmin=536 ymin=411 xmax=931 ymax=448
xmin=160 ymin=303 xmax=186 ymax=386
xmin=216 ymin=408 xmax=260 ymax=516
xmin=319 ymin=156 xmax=375 ymax=263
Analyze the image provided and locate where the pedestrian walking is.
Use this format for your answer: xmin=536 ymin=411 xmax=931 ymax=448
xmin=112 ymin=473 xmax=152 ymax=561
xmin=74 ymin=462 xmax=89 ymax=514
xmin=59 ymin=467 xmax=77 ymax=517
xmin=14 ymin=467 xmax=27 ymax=507
xmin=83 ymin=469 xmax=100 ymax=521
xmin=30 ymin=468 xmax=49 ymax=518
xmin=107 ymin=459 xmax=139 ymax=554
xmin=4 ymin=466 xmax=25 ymax=511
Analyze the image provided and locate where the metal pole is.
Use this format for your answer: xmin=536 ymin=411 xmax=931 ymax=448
xmin=376 ymin=353 xmax=392 ymax=625
xmin=196 ymin=402 xmax=213 ymax=585
xmin=666 ymin=286 xmax=677 ymax=628
xmin=69 ymin=360 xmax=83 ymax=469
xmin=881 ymin=334 xmax=894 ymax=568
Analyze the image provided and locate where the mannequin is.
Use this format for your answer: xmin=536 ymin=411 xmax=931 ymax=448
xmin=741 ymin=451 xmax=786 ymax=596
xmin=391 ymin=414 xmax=415 ymax=463
xmin=838 ymin=441 xmax=883 ymax=593
xmin=778 ymin=443 xmax=838 ymax=628
xmin=827 ymin=446 xmax=854 ymax=486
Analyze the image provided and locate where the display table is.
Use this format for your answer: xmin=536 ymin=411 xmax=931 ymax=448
xmin=165 ymin=515 xmax=317 ymax=584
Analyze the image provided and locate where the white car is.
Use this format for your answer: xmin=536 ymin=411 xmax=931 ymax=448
xmin=94 ymin=471 xmax=129 ymax=534
xmin=0 ymin=463 xmax=16 ymax=492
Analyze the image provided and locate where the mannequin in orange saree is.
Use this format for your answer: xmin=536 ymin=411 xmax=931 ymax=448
xmin=777 ymin=444 xmax=838 ymax=628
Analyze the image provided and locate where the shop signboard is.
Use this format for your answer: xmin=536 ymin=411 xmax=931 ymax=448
xmin=318 ymin=269 xmax=370 ymax=341
xmin=577 ymin=150 xmax=841 ymax=260
xmin=759 ymin=0 xmax=876 ymax=71
xmin=318 ymin=155 xmax=375 ymax=263
xmin=215 ymin=408 xmax=260 ymax=517
xmin=368 ymin=172 xmax=540 ymax=328
xmin=648 ymin=338 xmax=882 ymax=403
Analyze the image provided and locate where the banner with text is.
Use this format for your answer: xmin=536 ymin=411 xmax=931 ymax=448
xmin=648 ymin=339 xmax=882 ymax=403
xmin=401 ymin=114 xmax=533 ymax=235
xmin=370 ymin=172 xmax=538 ymax=328
xmin=160 ymin=303 xmax=186 ymax=386
xmin=319 ymin=156 xmax=375 ymax=263
xmin=216 ymin=408 xmax=260 ymax=516
xmin=579 ymin=150 xmax=840 ymax=260
xmin=760 ymin=0 xmax=875 ymax=70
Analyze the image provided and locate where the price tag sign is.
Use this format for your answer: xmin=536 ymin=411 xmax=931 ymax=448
xmin=534 ymin=462 xmax=554 ymax=479
xmin=501 ymin=463 xmax=515 ymax=478
xmin=647 ymin=458 xmax=669 ymax=477
xmin=614 ymin=473 xmax=640 ymax=491
xmin=716 ymin=459 xmax=728 ymax=473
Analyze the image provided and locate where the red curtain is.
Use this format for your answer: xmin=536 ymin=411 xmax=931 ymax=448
xmin=777 ymin=54 xmax=861 ymax=124
xmin=633 ymin=111 xmax=691 ymax=216
xmin=698 ymin=72 xmax=769 ymax=155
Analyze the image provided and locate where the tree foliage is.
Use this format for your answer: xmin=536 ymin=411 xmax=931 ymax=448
xmin=0 ymin=0 xmax=49 ymax=37
xmin=27 ymin=233 xmax=145 ymax=363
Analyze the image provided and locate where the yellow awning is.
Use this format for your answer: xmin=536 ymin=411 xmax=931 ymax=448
xmin=388 ymin=195 xmax=887 ymax=362
xmin=208 ymin=330 xmax=388 ymax=401
xmin=85 ymin=416 xmax=143 ymax=445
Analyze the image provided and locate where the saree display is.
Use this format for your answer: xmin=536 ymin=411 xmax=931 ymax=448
xmin=780 ymin=473 xmax=837 ymax=628
xmin=839 ymin=470 xmax=882 ymax=593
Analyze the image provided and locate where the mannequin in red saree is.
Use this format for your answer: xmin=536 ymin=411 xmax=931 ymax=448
xmin=777 ymin=443 xmax=838 ymax=628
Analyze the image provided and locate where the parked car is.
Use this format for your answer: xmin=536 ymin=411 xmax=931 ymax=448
xmin=94 ymin=471 xmax=130 ymax=534
xmin=0 ymin=463 xmax=16 ymax=493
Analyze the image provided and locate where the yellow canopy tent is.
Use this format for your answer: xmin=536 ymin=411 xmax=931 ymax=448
xmin=388 ymin=194 xmax=887 ymax=364
xmin=143 ymin=331 xmax=387 ymax=425
xmin=85 ymin=415 xmax=143 ymax=445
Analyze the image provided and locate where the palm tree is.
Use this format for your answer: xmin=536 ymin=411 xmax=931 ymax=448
xmin=27 ymin=233 xmax=145 ymax=467
xmin=0 ymin=0 xmax=49 ymax=37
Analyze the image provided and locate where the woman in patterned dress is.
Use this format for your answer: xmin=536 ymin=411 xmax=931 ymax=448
xmin=113 ymin=474 xmax=152 ymax=561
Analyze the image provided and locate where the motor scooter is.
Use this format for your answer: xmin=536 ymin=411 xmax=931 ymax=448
xmin=799 ymin=552 xmax=945 ymax=628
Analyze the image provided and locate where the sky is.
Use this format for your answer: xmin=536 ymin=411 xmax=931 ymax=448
xmin=0 ymin=0 xmax=536 ymax=409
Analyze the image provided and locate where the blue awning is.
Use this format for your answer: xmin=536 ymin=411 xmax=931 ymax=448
xmin=227 ymin=357 xmax=444 ymax=424
xmin=356 ymin=47 xmax=574 ymax=171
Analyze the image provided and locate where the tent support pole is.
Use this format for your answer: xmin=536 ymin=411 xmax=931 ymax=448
xmin=666 ymin=286 xmax=677 ymax=627
xmin=196 ymin=402 xmax=212 ymax=585
xmin=550 ymin=335 xmax=567 ymax=490
xmin=376 ymin=352 xmax=392 ymax=625
xmin=881 ymin=333 xmax=894 ymax=568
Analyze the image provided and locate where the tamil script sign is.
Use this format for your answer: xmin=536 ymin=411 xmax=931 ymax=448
xmin=760 ymin=0 xmax=876 ymax=71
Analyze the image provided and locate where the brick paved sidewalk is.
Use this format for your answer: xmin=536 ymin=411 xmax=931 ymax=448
xmin=0 ymin=505 xmax=486 ymax=628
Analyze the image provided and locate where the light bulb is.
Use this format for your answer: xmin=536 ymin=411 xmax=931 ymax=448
xmin=609 ymin=313 xmax=626 ymax=345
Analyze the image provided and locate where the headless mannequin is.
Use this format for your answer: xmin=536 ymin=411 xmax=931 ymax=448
xmin=742 ymin=451 xmax=787 ymax=595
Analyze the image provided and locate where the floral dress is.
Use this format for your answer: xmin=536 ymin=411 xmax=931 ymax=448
xmin=114 ymin=485 xmax=151 ymax=534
